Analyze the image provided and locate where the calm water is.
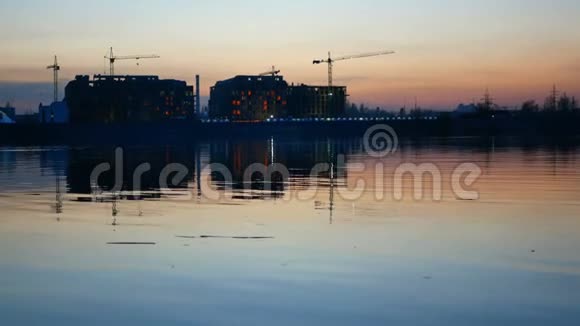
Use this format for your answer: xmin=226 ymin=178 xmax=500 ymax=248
xmin=1 ymin=137 xmax=580 ymax=325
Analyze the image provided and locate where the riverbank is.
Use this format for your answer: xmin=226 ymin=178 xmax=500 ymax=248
xmin=1 ymin=115 xmax=579 ymax=145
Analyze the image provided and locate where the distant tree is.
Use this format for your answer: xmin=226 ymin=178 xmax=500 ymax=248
xmin=359 ymin=103 xmax=368 ymax=114
xmin=345 ymin=102 xmax=368 ymax=116
xmin=399 ymin=107 xmax=406 ymax=116
xmin=543 ymin=86 xmax=558 ymax=111
xmin=346 ymin=103 xmax=358 ymax=116
xmin=521 ymin=100 xmax=539 ymax=113
xmin=543 ymin=96 xmax=556 ymax=111
xmin=352 ymin=104 xmax=358 ymax=112
xmin=558 ymin=93 xmax=572 ymax=112
xmin=410 ymin=107 xmax=423 ymax=118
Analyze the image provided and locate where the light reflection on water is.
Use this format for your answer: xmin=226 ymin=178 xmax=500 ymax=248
xmin=0 ymin=137 xmax=580 ymax=325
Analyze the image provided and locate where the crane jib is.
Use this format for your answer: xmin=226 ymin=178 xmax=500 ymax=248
xmin=312 ymin=50 xmax=395 ymax=87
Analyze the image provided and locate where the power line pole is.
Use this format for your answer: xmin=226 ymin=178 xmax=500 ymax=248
xmin=481 ymin=88 xmax=494 ymax=112
xmin=551 ymin=84 xmax=559 ymax=110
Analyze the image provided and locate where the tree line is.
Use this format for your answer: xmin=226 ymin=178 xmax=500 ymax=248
xmin=345 ymin=86 xmax=579 ymax=118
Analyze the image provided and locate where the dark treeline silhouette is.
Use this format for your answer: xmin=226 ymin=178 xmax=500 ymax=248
xmin=477 ymin=86 xmax=579 ymax=117
xmin=344 ymin=101 xmax=436 ymax=118
xmin=449 ymin=86 xmax=580 ymax=136
xmin=345 ymin=86 xmax=579 ymax=119
xmin=520 ymin=91 xmax=577 ymax=115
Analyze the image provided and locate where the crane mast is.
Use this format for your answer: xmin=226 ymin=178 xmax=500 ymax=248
xmin=46 ymin=56 xmax=60 ymax=103
xmin=313 ymin=50 xmax=395 ymax=87
xmin=104 ymin=47 xmax=160 ymax=76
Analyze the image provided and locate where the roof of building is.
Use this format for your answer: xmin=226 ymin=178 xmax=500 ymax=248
xmin=71 ymin=75 xmax=187 ymax=85
xmin=214 ymin=75 xmax=287 ymax=87
xmin=289 ymin=84 xmax=347 ymax=90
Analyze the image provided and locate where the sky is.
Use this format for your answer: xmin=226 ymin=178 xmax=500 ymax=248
xmin=1 ymin=0 xmax=580 ymax=112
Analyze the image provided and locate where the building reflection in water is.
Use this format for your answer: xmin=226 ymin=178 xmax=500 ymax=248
xmin=4 ymin=137 xmax=579 ymax=224
xmin=207 ymin=137 xmax=348 ymax=202
xmin=59 ymin=138 xmax=352 ymax=204
xmin=66 ymin=146 xmax=196 ymax=199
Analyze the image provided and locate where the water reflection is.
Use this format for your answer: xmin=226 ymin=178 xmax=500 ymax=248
xmin=66 ymin=146 xmax=196 ymax=197
xmin=50 ymin=138 xmax=351 ymax=202
xmin=1 ymin=137 xmax=580 ymax=325
xmin=0 ymin=137 xmax=579 ymax=205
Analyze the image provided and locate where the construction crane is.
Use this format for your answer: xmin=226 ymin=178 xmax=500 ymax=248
xmin=313 ymin=50 xmax=395 ymax=87
xmin=104 ymin=47 xmax=160 ymax=76
xmin=259 ymin=66 xmax=281 ymax=77
xmin=46 ymin=56 xmax=60 ymax=103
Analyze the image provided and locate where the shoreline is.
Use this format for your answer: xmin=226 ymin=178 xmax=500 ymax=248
xmin=1 ymin=116 xmax=579 ymax=145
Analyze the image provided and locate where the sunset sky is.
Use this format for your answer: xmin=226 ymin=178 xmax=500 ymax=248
xmin=1 ymin=0 xmax=579 ymax=112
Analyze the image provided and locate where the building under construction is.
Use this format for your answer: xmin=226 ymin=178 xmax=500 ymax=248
xmin=209 ymin=75 xmax=289 ymax=121
xmin=287 ymin=85 xmax=346 ymax=118
xmin=65 ymin=75 xmax=194 ymax=123
xmin=209 ymin=75 xmax=346 ymax=120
